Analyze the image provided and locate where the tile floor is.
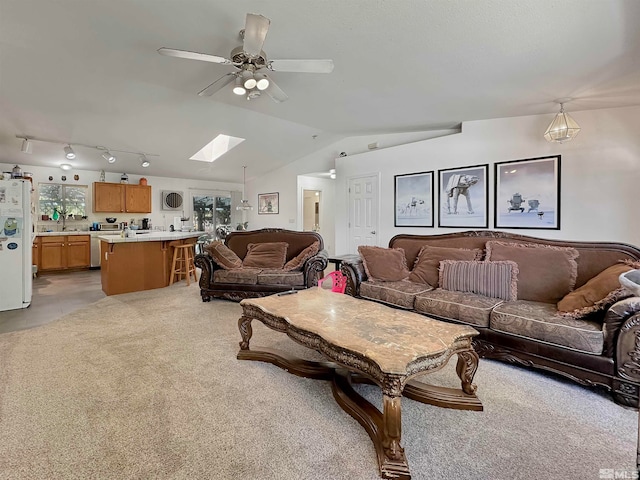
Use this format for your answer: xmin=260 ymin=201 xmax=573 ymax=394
xmin=0 ymin=269 xmax=105 ymax=334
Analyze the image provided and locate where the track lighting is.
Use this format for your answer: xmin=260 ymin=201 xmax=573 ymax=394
xmin=102 ymin=151 xmax=116 ymax=163
xmin=64 ymin=145 xmax=76 ymax=159
xmin=21 ymin=138 xmax=32 ymax=154
xmin=140 ymin=155 xmax=150 ymax=168
xmin=255 ymin=73 xmax=270 ymax=91
xmin=232 ymin=76 xmax=246 ymax=96
xmin=242 ymin=70 xmax=256 ymax=89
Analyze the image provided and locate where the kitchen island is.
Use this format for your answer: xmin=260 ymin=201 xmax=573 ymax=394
xmin=98 ymin=231 xmax=202 ymax=295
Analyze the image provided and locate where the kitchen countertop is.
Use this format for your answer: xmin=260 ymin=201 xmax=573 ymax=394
xmin=97 ymin=231 xmax=203 ymax=243
xmin=37 ymin=230 xmax=155 ymax=237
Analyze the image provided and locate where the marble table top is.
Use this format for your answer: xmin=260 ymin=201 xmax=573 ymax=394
xmin=241 ymin=288 xmax=478 ymax=375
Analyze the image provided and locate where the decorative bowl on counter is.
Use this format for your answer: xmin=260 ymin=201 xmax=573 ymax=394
xmin=105 ymin=217 xmax=117 ymax=223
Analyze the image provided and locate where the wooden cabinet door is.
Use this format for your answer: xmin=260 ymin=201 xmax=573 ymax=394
xmin=40 ymin=236 xmax=66 ymax=271
xmin=94 ymin=183 xmax=124 ymax=213
xmin=125 ymin=185 xmax=152 ymax=213
xmin=66 ymin=235 xmax=90 ymax=268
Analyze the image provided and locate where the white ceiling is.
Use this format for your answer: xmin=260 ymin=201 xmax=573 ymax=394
xmin=1 ymin=0 xmax=639 ymax=183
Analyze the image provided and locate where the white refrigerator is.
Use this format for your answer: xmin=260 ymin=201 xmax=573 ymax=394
xmin=0 ymin=179 xmax=32 ymax=311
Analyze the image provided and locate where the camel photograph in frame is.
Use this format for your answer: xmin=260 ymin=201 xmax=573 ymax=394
xmin=438 ymin=164 xmax=488 ymax=228
xmin=394 ymin=171 xmax=434 ymax=227
xmin=494 ymin=155 xmax=561 ymax=230
xmin=258 ymin=192 xmax=279 ymax=214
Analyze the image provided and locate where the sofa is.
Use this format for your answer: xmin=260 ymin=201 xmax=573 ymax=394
xmin=194 ymin=228 xmax=328 ymax=302
xmin=340 ymin=230 xmax=640 ymax=406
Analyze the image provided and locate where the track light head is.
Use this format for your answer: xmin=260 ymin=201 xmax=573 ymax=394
xmin=21 ymin=138 xmax=32 ymax=154
xmin=64 ymin=145 xmax=76 ymax=159
xmin=102 ymin=151 xmax=116 ymax=163
xmin=140 ymin=155 xmax=150 ymax=168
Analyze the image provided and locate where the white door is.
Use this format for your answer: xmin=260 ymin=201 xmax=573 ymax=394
xmin=348 ymin=174 xmax=379 ymax=253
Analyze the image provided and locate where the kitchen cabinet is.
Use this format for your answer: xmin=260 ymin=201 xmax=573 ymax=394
xmin=93 ymin=182 xmax=152 ymax=213
xmin=39 ymin=235 xmax=90 ymax=272
xmin=32 ymin=237 xmax=40 ymax=272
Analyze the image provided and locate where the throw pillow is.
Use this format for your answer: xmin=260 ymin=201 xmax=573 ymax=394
xmin=205 ymin=241 xmax=243 ymax=270
xmin=243 ymin=242 xmax=288 ymax=269
xmin=439 ymin=260 xmax=519 ymax=301
xmin=408 ymin=245 xmax=483 ymax=288
xmin=358 ymin=246 xmax=410 ymax=282
xmin=557 ymin=262 xmax=637 ymax=316
xmin=284 ymin=241 xmax=320 ymax=271
xmin=485 ymin=241 xmax=578 ymax=304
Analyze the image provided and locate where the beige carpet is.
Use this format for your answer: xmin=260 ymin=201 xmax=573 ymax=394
xmin=0 ymin=282 xmax=636 ymax=480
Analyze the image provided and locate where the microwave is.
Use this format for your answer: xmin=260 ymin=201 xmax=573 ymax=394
xmin=98 ymin=222 xmax=122 ymax=231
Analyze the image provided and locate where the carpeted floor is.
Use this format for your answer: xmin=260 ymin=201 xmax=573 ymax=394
xmin=0 ymin=282 xmax=636 ymax=480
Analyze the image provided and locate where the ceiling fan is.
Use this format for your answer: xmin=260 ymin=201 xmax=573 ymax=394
xmin=158 ymin=13 xmax=334 ymax=103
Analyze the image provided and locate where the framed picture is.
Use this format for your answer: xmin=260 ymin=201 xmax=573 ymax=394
xmin=438 ymin=164 xmax=488 ymax=228
xmin=258 ymin=192 xmax=279 ymax=214
xmin=494 ymin=155 xmax=561 ymax=230
xmin=394 ymin=171 xmax=434 ymax=227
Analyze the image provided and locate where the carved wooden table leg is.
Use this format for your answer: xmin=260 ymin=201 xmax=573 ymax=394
xmin=456 ymin=349 xmax=479 ymax=395
xmin=380 ymin=394 xmax=410 ymax=479
xmin=238 ymin=315 xmax=253 ymax=350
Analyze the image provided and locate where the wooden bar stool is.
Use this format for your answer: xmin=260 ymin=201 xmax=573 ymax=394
xmin=169 ymin=241 xmax=198 ymax=286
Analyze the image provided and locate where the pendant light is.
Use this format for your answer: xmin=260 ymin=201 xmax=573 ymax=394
xmin=544 ymin=100 xmax=581 ymax=143
xmin=236 ymin=165 xmax=253 ymax=211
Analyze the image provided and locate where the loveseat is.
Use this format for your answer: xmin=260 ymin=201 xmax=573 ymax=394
xmin=194 ymin=228 xmax=328 ymax=302
xmin=341 ymin=230 xmax=640 ymax=406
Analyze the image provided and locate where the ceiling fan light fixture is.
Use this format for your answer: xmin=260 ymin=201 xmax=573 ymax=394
xmin=242 ymin=70 xmax=257 ymax=89
xmin=102 ymin=151 xmax=116 ymax=163
xmin=140 ymin=155 xmax=150 ymax=168
xmin=255 ymin=73 xmax=269 ymax=90
xmin=232 ymin=76 xmax=246 ymax=95
xmin=64 ymin=145 xmax=76 ymax=159
xmin=544 ymin=102 xmax=581 ymax=143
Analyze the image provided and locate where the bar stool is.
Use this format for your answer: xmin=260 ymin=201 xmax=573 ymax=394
xmin=169 ymin=241 xmax=198 ymax=286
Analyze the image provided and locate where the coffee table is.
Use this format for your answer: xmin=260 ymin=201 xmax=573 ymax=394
xmin=238 ymin=288 xmax=482 ymax=479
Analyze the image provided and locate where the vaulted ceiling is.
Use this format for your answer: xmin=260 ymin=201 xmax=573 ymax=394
xmin=1 ymin=0 xmax=639 ymax=182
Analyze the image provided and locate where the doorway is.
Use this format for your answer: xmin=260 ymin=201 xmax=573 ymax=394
xmin=303 ymin=190 xmax=321 ymax=232
xmin=347 ymin=174 xmax=379 ymax=253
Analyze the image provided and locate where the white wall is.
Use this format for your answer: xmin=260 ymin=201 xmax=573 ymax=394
xmin=0 ymin=163 xmax=242 ymax=231
xmin=335 ymin=105 xmax=640 ymax=253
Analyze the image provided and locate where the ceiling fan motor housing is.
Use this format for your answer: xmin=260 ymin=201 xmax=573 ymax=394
xmin=230 ymin=46 xmax=268 ymax=68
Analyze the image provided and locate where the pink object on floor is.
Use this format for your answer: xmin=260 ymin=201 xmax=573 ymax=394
xmin=318 ymin=271 xmax=347 ymax=294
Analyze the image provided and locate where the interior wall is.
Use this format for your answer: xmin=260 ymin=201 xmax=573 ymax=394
xmin=0 ymin=163 xmax=241 ymax=231
xmin=335 ymin=105 xmax=640 ymax=253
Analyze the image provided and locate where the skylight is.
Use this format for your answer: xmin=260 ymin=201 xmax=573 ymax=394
xmin=190 ymin=134 xmax=245 ymax=162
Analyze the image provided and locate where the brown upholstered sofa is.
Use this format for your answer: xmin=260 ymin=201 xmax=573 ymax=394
xmin=340 ymin=230 xmax=640 ymax=406
xmin=194 ymin=228 xmax=328 ymax=302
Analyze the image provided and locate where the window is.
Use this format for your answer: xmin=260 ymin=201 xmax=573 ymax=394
xmin=38 ymin=184 xmax=88 ymax=217
xmin=192 ymin=194 xmax=231 ymax=239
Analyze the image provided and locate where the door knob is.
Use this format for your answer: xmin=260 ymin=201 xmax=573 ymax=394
xmin=370 ymin=231 xmax=376 ymax=234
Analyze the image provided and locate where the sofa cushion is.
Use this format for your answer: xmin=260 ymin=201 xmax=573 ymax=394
xmin=557 ymin=262 xmax=635 ymax=316
xmin=408 ymin=245 xmax=483 ymax=288
xmin=243 ymin=242 xmax=288 ymax=269
xmin=485 ymin=241 xmax=578 ymax=304
xmin=360 ymin=280 xmax=432 ymax=309
xmin=490 ymin=300 xmax=603 ymax=355
xmin=439 ymin=260 xmax=519 ymax=301
xmin=213 ymin=268 xmax=262 ymax=285
xmin=257 ymin=269 xmax=305 ymax=286
xmin=358 ymin=246 xmax=411 ymax=282
xmin=205 ymin=241 xmax=243 ymax=270
xmin=284 ymin=241 xmax=320 ymax=271
xmin=414 ymin=289 xmax=503 ymax=327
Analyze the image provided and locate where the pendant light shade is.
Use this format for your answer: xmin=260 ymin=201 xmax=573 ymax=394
xmin=236 ymin=165 xmax=253 ymax=211
xmin=544 ymin=103 xmax=581 ymax=143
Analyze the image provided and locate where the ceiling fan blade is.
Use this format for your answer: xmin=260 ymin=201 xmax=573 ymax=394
xmin=264 ymin=76 xmax=289 ymax=103
xmin=269 ymin=59 xmax=334 ymax=73
xmin=198 ymin=73 xmax=236 ymax=97
xmin=242 ymin=13 xmax=270 ymax=57
xmin=158 ymin=47 xmax=232 ymax=65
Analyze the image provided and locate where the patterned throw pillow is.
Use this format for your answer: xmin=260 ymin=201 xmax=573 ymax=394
xmin=557 ymin=262 xmax=638 ymax=316
xmin=408 ymin=245 xmax=483 ymax=288
xmin=205 ymin=241 xmax=243 ymax=270
xmin=439 ymin=260 xmax=519 ymax=301
xmin=243 ymin=242 xmax=288 ymax=269
xmin=358 ymin=246 xmax=410 ymax=282
xmin=485 ymin=241 xmax=578 ymax=304
xmin=284 ymin=241 xmax=320 ymax=271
